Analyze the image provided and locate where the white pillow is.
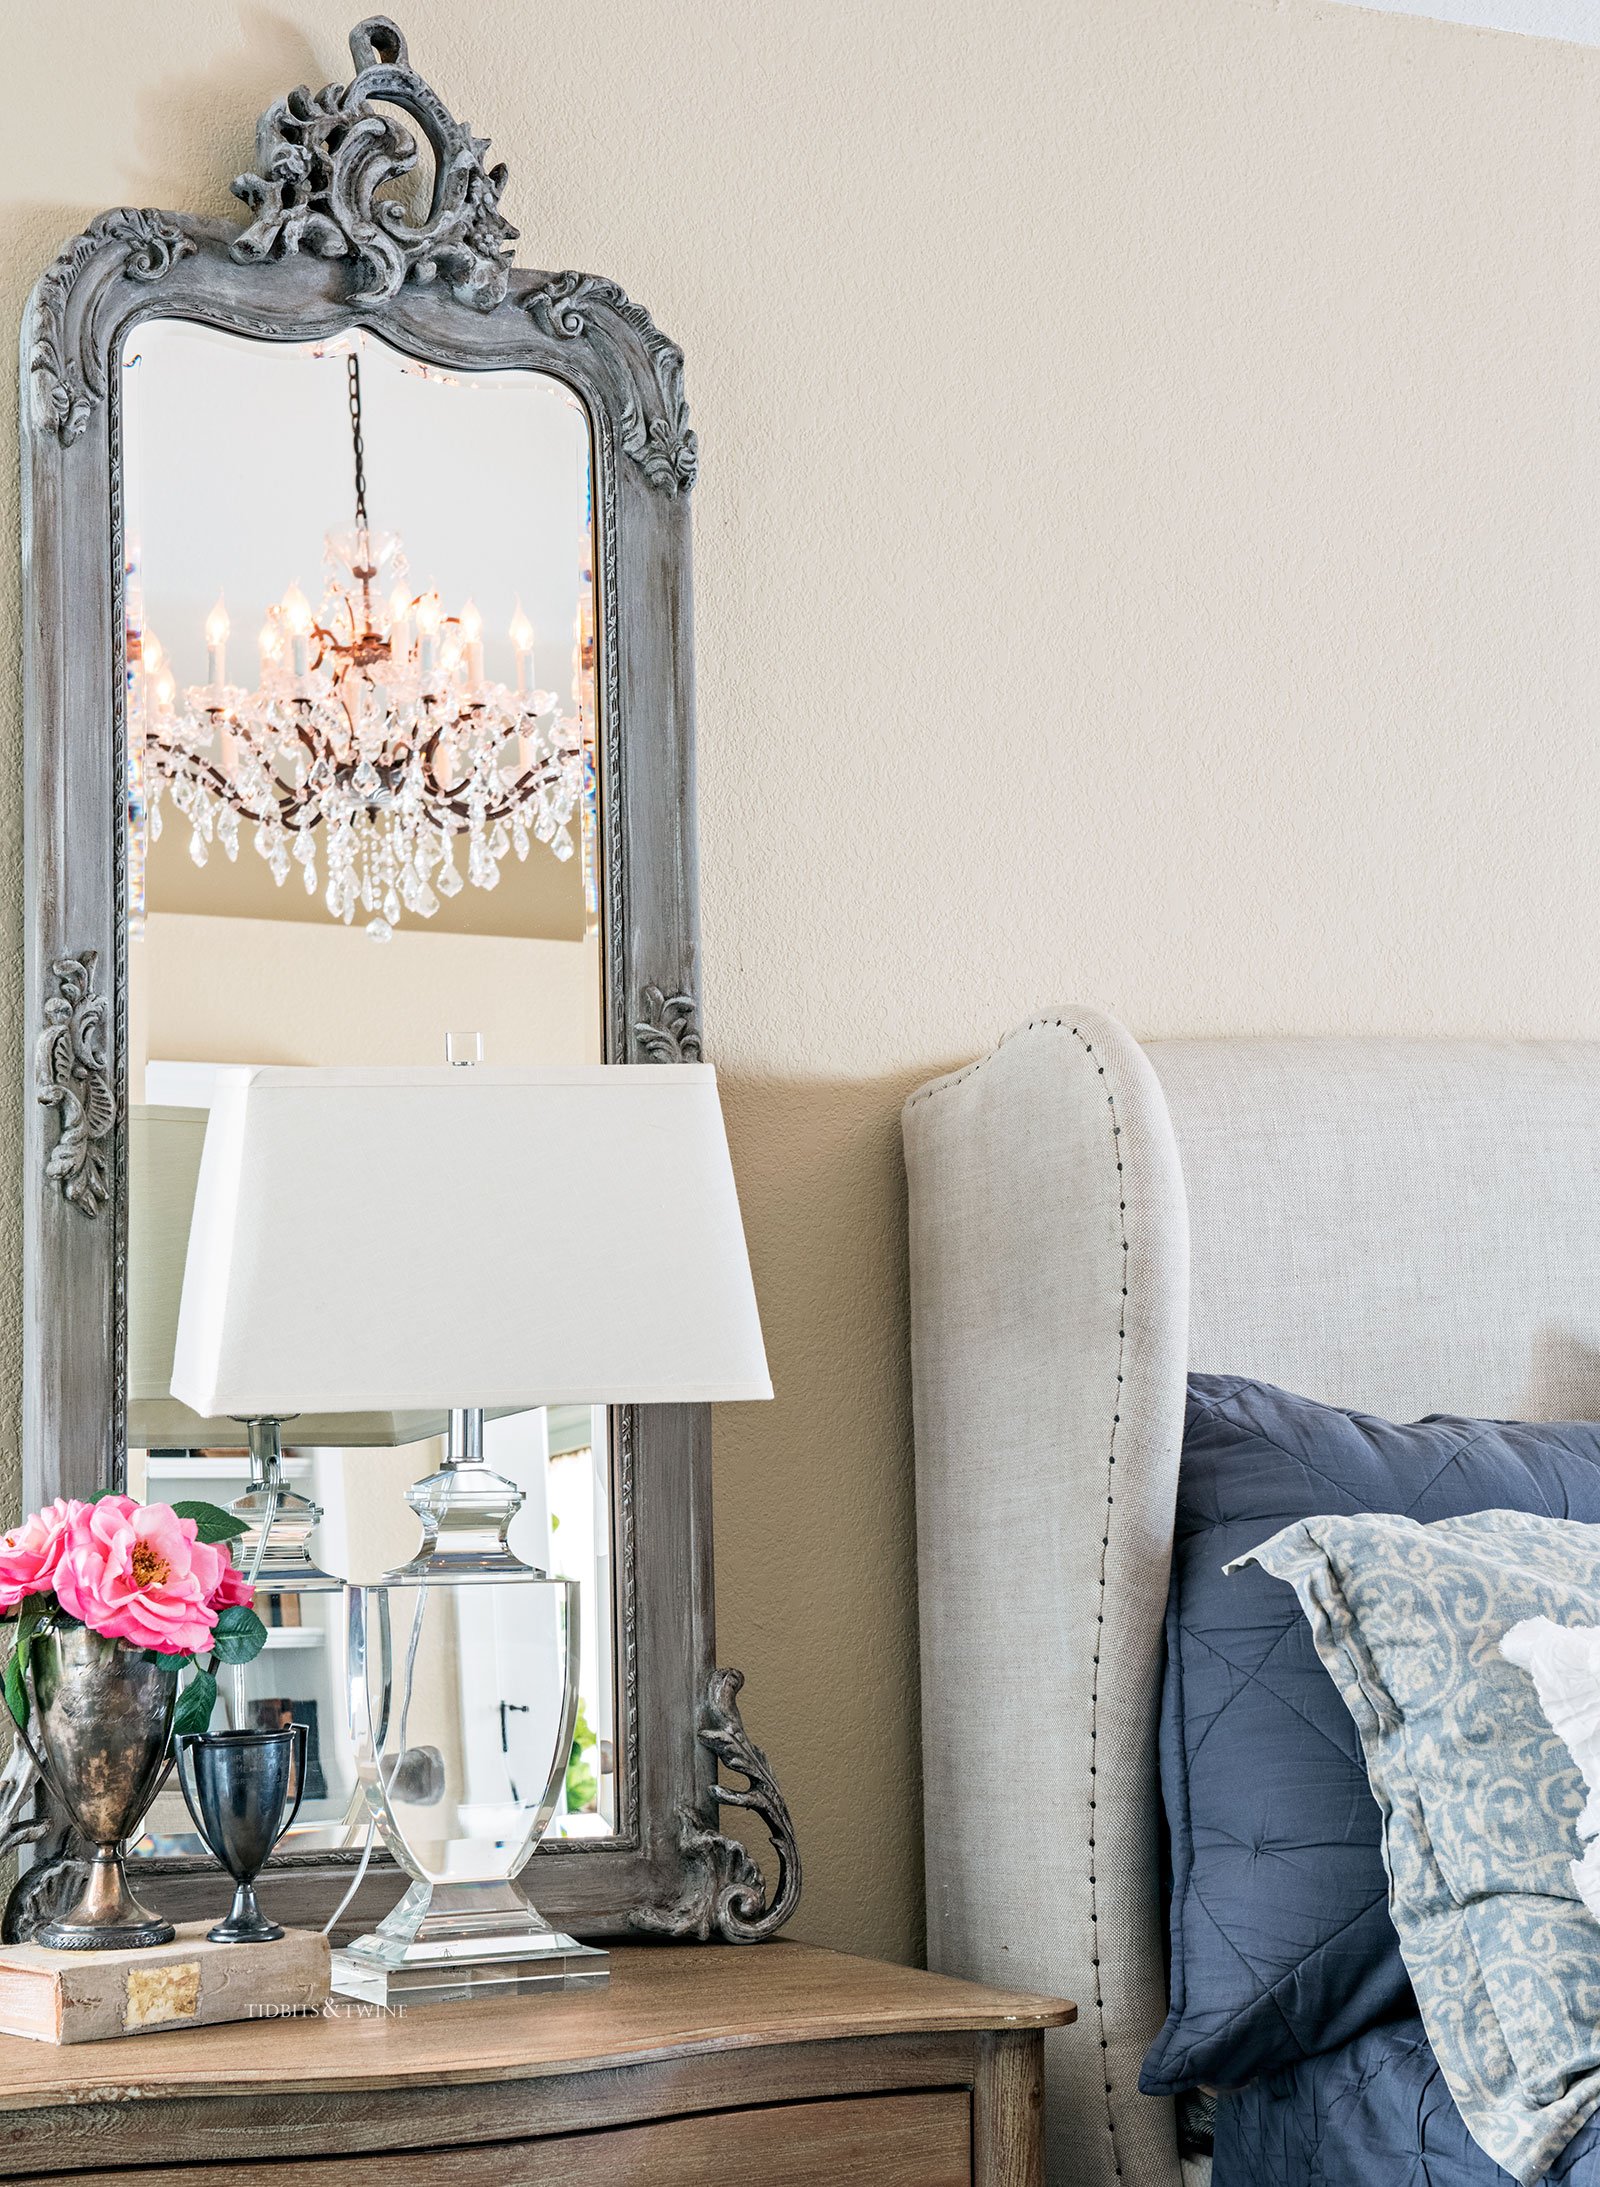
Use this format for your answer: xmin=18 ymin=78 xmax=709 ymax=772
xmin=1501 ymin=1618 xmax=1600 ymax=1919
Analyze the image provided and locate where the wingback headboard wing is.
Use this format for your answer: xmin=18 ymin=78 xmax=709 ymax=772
xmin=904 ymin=1008 xmax=1189 ymax=2187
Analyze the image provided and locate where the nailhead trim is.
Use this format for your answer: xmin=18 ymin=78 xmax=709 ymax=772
xmin=909 ymin=1015 xmax=1130 ymax=2180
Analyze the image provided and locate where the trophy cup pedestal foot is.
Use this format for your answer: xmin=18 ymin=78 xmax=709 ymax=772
xmin=34 ymin=1851 xmax=175 ymax=1952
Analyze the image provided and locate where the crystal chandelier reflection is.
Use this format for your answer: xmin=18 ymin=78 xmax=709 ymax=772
xmin=126 ymin=352 xmax=600 ymax=943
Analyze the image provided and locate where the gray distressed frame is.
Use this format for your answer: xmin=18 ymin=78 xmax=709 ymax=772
xmin=17 ymin=16 xmax=796 ymax=1944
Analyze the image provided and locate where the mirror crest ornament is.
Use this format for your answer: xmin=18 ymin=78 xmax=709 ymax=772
xmin=230 ymin=15 xmax=516 ymax=309
xmin=20 ymin=15 xmax=793 ymax=1948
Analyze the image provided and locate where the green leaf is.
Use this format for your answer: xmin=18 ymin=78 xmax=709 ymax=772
xmin=8 ymin=1594 xmax=52 ymax=1728
xmin=169 ymin=1500 xmax=247 ymax=1545
xmin=3 ymin=1649 xmax=26 ymax=1731
xmin=173 ymin=1668 xmax=217 ymax=1739
xmin=210 ymin=1605 xmax=268 ymax=1665
xmin=146 ymin=1648 xmax=187 ymax=1675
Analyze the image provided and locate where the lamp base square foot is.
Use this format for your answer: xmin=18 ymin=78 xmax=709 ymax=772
xmin=331 ymin=1934 xmax=609 ymax=2010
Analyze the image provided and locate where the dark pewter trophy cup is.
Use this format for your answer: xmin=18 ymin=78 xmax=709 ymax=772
xmin=176 ymin=1724 xmax=306 ymax=1943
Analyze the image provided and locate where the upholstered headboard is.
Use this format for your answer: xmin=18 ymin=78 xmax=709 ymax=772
xmin=903 ymin=1008 xmax=1600 ymax=2187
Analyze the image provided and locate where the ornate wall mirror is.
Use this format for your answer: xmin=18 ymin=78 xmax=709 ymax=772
xmin=18 ymin=16 xmax=796 ymax=1946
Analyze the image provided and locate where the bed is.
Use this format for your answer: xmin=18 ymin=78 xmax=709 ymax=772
xmin=903 ymin=1009 xmax=1600 ymax=2185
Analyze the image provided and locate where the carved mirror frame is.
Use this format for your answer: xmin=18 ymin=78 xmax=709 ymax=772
xmin=18 ymin=16 xmax=796 ymax=1945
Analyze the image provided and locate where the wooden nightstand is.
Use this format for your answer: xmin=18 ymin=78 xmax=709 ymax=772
xmin=0 ymin=1941 xmax=1073 ymax=2185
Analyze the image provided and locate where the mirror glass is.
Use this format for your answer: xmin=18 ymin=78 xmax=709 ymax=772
xmin=119 ymin=320 xmax=619 ymax=1859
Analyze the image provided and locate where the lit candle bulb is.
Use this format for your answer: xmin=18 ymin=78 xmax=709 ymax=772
xmin=259 ymin=617 xmax=283 ymax=672
xmin=388 ymin=584 xmax=412 ymax=669
xmin=144 ymin=630 xmax=166 ymax=678
xmin=508 ymin=601 xmax=534 ymax=697
xmin=153 ymin=667 xmax=176 ymax=716
xmin=460 ymin=598 xmax=484 ymax=689
xmin=283 ymin=584 xmax=314 ymax=681
xmin=205 ymin=596 xmax=229 ymax=689
xmin=416 ymin=589 xmax=442 ymax=678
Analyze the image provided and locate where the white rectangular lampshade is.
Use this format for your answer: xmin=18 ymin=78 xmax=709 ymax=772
xmin=169 ymin=1065 xmax=772 ymax=1417
xmin=129 ymin=1105 xmax=463 ymax=1449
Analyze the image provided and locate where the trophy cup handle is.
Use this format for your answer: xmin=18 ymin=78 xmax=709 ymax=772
xmin=279 ymin=1721 xmax=309 ymax=1845
xmin=173 ymin=1732 xmax=206 ymax=1841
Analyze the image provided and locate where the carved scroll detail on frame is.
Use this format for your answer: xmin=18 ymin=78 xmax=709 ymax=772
xmin=634 ymin=986 xmax=702 ymax=1063
xmin=30 ymin=210 xmax=194 ymax=445
xmin=36 ymin=953 xmax=116 ymax=1218
xmin=231 ymin=15 xmax=516 ymax=310
xmin=632 ymin=1668 xmax=802 ymax=1944
xmin=524 ymin=272 xmax=698 ymax=496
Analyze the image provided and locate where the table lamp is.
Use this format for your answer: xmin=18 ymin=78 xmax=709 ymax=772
xmin=169 ymin=1063 xmax=770 ymax=2004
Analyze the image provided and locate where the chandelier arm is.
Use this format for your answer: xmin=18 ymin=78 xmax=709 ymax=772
xmin=426 ymin=756 xmax=575 ymax=829
xmin=418 ymin=721 xmax=449 ymax=798
xmin=147 ymin=739 xmax=323 ymax=836
xmin=496 ymin=758 xmax=574 ymax=809
xmin=151 ymin=724 xmax=579 ymax=828
xmin=282 ymin=704 xmax=354 ymax=793
xmin=145 ymin=747 xmax=244 ymax=812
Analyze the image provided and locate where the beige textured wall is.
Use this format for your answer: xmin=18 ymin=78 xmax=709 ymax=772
xmin=6 ymin=0 xmax=1600 ymax=1964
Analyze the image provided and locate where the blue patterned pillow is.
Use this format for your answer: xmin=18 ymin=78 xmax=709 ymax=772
xmin=1241 ymin=1511 xmax=1600 ymax=2186
xmin=1140 ymin=1377 xmax=1600 ymax=2100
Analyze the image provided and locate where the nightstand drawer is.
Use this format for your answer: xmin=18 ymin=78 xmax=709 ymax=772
xmin=73 ymin=2091 xmax=974 ymax=2187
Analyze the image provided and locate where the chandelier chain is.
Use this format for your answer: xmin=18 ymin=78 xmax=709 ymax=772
xmin=347 ymin=354 xmax=369 ymax=529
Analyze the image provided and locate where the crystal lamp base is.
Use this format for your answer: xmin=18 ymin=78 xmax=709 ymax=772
xmin=337 ymin=1412 xmax=610 ymax=2010
xmin=331 ymin=1932 xmax=609 ymax=2009
xmin=331 ymin=1875 xmax=609 ymax=2008
xmin=228 ymin=1417 xmax=341 ymax=1591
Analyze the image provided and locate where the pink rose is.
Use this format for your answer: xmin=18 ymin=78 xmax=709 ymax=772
xmin=185 ymin=1533 xmax=253 ymax=1611
xmin=56 ymin=1499 xmax=220 ymax=1655
xmin=0 ymin=1499 xmax=90 ymax=1613
xmin=205 ymin=1548 xmax=254 ymax=1610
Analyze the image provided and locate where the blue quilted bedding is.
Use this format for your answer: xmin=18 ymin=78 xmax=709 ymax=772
xmin=1216 ymin=2020 xmax=1600 ymax=2185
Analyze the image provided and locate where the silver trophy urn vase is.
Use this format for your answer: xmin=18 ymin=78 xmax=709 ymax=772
xmin=24 ymin=1625 xmax=177 ymax=1950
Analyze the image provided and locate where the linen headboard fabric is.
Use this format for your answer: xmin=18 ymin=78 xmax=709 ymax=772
xmin=903 ymin=1009 xmax=1600 ymax=2187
